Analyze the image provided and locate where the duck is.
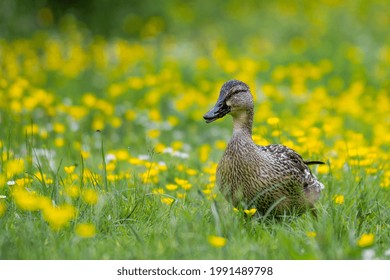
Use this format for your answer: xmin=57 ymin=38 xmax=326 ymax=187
xmin=203 ymin=80 xmax=324 ymax=217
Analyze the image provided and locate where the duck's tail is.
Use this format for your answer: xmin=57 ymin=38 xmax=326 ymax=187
xmin=304 ymin=160 xmax=325 ymax=165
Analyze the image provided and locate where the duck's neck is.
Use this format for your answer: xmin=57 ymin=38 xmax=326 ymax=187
xmin=231 ymin=109 xmax=253 ymax=139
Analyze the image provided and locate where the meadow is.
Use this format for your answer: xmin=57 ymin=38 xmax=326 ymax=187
xmin=0 ymin=0 xmax=389 ymax=259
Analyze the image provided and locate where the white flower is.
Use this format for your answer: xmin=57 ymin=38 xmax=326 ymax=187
xmin=362 ymin=249 xmax=375 ymax=260
xmin=105 ymin=153 xmax=116 ymax=163
xmin=138 ymin=154 xmax=150 ymax=160
xmin=7 ymin=181 xmax=16 ymax=186
xmin=172 ymin=151 xmax=189 ymax=159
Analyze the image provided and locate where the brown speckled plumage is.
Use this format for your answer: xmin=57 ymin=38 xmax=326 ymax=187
xmin=204 ymin=80 xmax=324 ymax=216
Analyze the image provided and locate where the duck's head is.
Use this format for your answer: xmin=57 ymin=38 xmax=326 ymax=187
xmin=203 ymin=80 xmax=253 ymax=123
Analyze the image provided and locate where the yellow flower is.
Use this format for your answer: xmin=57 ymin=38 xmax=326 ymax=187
xmin=65 ymin=185 xmax=80 ymax=198
xmin=176 ymin=192 xmax=186 ymax=199
xmin=129 ymin=157 xmax=144 ymax=165
xmin=167 ymin=115 xmax=179 ymax=126
xmin=92 ymin=118 xmax=105 ymax=131
xmin=147 ymin=129 xmax=160 ymax=139
xmin=152 ymin=188 xmax=164 ymax=194
xmin=75 ymin=223 xmax=96 ymax=238
xmin=42 ymin=203 xmax=75 ymax=231
xmin=115 ymin=149 xmax=130 ymax=161
xmin=181 ymin=182 xmax=192 ymax=191
xmin=82 ymin=189 xmax=99 ymax=205
xmin=208 ymin=235 xmax=227 ymax=248
xmin=110 ymin=117 xmax=122 ymax=128
xmin=82 ymin=93 xmax=97 ymax=107
xmin=5 ymin=159 xmax=24 ymax=177
xmin=64 ymin=165 xmax=76 ymax=174
xmin=125 ymin=109 xmax=137 ymax=121
xmin=161 ymin=197 xmax=174 ymax=205
xmin=24 ymin=123 xmax=39 ymax=135
xmin=107 ymin=174 xmax=119 ymax=182
xmin=12 ymin=188 xmax=44 ymax=211
xmin=105 ymin=162 xmax=116 ymax=172
xmin=149 ymin=109 xmax=161 ymax=121
xmin=202 ymin=189 xmax=217 ymax=200
xmin=81 ymin=150 xmax=90 ymax=159
xmin=35 ymin=172 xmax=53 ymax=184
xmin=306 ymin=231 xmax=317 ymax=238
xmin=53 ymin=122 xmax=66 ymax=133
xmin=357 ymin=233 xmax=374 ymax=247
xmin=244 ymin=208 xmax=257 ymax=216
xmin=172 ymin=141 xmax=183 ymax=151
xmin=317 ymin=164 xmax=329 ymax=174
xmin=54 ymin=137 xmax=65 ymax=147
xmin=154 ymin=143 xmax=166 ymax=153
xmin=199 ymin=144 xmax=211 ymax=163
xmin=15 ymin=177 xmax=32 ymax=187
xmin=267 ymin=117 xmax=280 ymax=126
xmin=166 ymin=184 xmax=178 ymax=191
xmin=186 ymin=168 xmax=198 ymax=176
xmin=174 ymin=178 xmax=187 ymax=185
xmin=214 ymin=140 xmax=226 ymax=150
xmin=333 ymin=194 xmax=345 ymax=205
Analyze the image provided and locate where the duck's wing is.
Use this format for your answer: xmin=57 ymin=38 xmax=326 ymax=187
xmin=257 ymin=144 xmax=307 ymax=169
xmin=257 ymin=144 xmax=325 ymax=198
xmin=257 ymin=144 xmax=324 ymax=167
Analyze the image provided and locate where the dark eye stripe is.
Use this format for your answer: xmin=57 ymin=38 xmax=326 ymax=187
xmin=227 ymin=89 xmax=247 ymax=99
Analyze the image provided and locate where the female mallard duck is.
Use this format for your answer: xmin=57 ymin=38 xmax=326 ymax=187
xmin=203 ymin=80 xmax=324 ymax=216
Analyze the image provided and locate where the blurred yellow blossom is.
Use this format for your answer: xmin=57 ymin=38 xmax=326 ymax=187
xmin=267 ymin=117 xmax=280 ymax=126
xmin=65 ymin=185 xmax=80 ymax=198
xmin=199 ymin=144 xmax=211 ymax=163
xmin=214 ymin=140 xmax=226 ymax=150
xmin=125 ymin=109 xmax=137 ymax=121
xmin=147 ymin=129 xmax=160 ymax=139
xmin=208 ymin=235 xmax=227 ymax=248
xmin=161 ymin=197 xmax=174 ymax=205
xmin=75 ymin=223 xmax=96 ymax=238
xmin=186 ymin=169 xmax=198 ymax=176
xmin=81 ymin=150 xmax=90 ymax=159
xmin=64 ymin=165 xmax=76 ymax=174
xmin=53 ymin=123 xmax=66 ymax=133
xmin=152 ymin=188 xmax=164 ymax=195
xmin=333 ymin=194 xmax=345 ymax=205
xmin=5 ymin=159 xmax=24 ymax=177
xmin=42 ymin=203 xmax=75 ymax=231
xmin=12 ymin=188 xmax=45 ymax=211
xmin=357 ymin=233 xmax=374 ymax=248
xmin=54 ymin=137 xmax=65 ymax=147
xmin=244 ymin=208 xmax=257 ymax=216
xmin=317 ymin=164 xmax=329 ymax=175
xmin=82 ymin=189 xmax=99 ymax=205
xmin=166 ymin=184 xmax=178 ymax=191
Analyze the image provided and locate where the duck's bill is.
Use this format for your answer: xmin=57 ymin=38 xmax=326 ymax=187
xmin=203 ymin=100 xmax=231 ymax=123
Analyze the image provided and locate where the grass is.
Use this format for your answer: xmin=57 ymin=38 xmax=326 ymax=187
xmin=0 ymin=0 xmax=389 ymax=260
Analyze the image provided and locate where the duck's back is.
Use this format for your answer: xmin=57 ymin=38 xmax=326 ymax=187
xmin=217 ymin=142 xmax=324 ymax=215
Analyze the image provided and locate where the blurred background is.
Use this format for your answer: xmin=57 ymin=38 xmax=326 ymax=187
xmin=2 ymin=0 xmax=390 ymax=84
xmin=2 ymin=0 xmax=389 ymax=51
xmin=1 ymin=0 xmax=389 ymax=152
